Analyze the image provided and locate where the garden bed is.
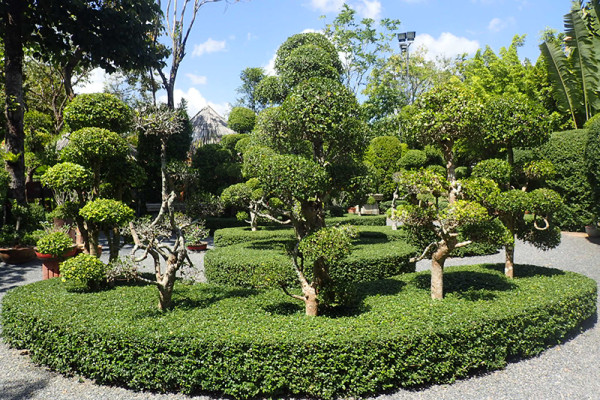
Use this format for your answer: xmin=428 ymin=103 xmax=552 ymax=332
xmin=1 ymin=264 xmax=596 ymax=399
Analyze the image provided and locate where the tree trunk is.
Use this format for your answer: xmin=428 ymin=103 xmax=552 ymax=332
xmin=430 ymin=238 xmax=455 ymax=300
xmin=88 ymin=230 xmax=100 ymax=257
xmin=505 ymin=244 xmax=515 ymax=279
xmin=4 ymin=0 xmax=26 ymax=205
xmin=441 ymin=140 xmax=457 ymax=204
xmin=303 ymin=285 xmax=319 ymax=316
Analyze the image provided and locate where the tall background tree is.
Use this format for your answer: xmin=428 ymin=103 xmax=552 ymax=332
xmin=1 ymin=0 xmax=166 ymax=204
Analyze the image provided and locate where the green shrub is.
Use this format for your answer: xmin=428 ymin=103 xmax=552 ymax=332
xmin=397 ymin=149 xmax=427 ymax=170
xmin=535 ymin=130 xmax=593 ymax=230
xmin=327 ymin=214 xmax=386 ymax=226
xmin=35 ymin=231 xmax=74 ymax=257
xmin=2 ymin=264 xmax=595 ymax=399
xmin=63 ymin=93 xmax=133 ymax=134
xmin=60 ymin=254 xmax=108 ymax=292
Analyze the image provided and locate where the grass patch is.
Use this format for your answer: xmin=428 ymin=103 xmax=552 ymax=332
xmin=2 ymin=264 xmax=596 ymax=399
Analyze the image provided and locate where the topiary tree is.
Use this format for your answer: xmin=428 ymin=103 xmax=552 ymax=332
xmin=464 ymin=159 xmax=562 ymax=278
xmin=63 ymin=93 xmax=133 ymax=135
xmin=584 ymin=114 xmax=600 ymax=223
xmin=397 ymin=149 xmax=427 ymax=170
xmin=79 ymin=198 xmax=135 ymax=261
xmin=60 ymin=253 xmax=108 ymax=292
xmin=392 ymin=169 xmax=498 ymax=299
xmin=227 ymin=106 xmax=256 ymax=134
xmin=407 ymin=78 xmax=484 ymax=202
xmin=241 ymin=33 xmax=366 ymax=316
xmin=60 ymin=127 xmax=130 ymax=196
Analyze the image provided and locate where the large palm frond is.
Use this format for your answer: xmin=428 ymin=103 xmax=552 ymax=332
xmin=539 ymin=40 xmax=582 ymax=127
xmin=565 ymin=8 xmax=600 ymax=119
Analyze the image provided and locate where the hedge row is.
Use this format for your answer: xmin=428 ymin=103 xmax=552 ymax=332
xmin=207 ymin=226 xmax=416 ymax=288
xmin=214 ymin=224 xmax=406 ymax=248
xmin=2 ymin=264 xmax=596 ymax=399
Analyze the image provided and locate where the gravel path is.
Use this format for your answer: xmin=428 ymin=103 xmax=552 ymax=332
xmin=0 ymin=233 xmax=598 ymax=400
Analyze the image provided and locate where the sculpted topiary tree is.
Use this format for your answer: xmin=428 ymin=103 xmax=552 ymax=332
xmin=466 ymin=159 xmax=562 ymax=278
xmin=392 ymin=169 xmax=496 ymax=299
xmin=407 ymin=78 xmax=483 ymax=202
xmin=242 ymin=33 xmax=366 ymax=315
xmin=79 ymin=198 xmax=135 ymax=261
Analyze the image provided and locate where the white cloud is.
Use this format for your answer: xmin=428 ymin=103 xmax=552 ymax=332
xmin=308 ymin=0 xmax=382 ymax=18
xmin=160 ymin=87 xmax=229 ymax=118
xmin=264 ymin=52 xmax=277 ymax=76
xmin=414 ymin=32 xmax=480 ymax=61
xmin=308 ymin=0 xmax=344 ymax=12
xmin=74 ymin=68 xmax=108 ymax=94
xmin=488 ymin=16 xmax=516 ymax=32
xmin=185 ymin=73 xmax=208 ymax=85
xmin=192 ymin=38 xmax=227 ymax=57
xmin=355 ymin=0 xmax=381 ymax=19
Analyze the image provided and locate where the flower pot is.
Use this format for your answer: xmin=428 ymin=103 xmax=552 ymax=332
xmin=35 ymin=247 xmax=78 ymax=280
xmin=585 ymin=225 xmax=600 ymax=238
xmin=0 ymin=247 xmax=36 ymax=264
xmin=187 ymin=242 xmax=208 ymax=251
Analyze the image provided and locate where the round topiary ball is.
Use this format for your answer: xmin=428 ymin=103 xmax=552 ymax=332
xmin=61 ymin=253 xmax=107 ymax=292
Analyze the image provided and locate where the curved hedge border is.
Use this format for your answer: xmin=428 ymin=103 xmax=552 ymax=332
xmin=2 ymin=264 xmax=596 ymax=399
xmin=207 ymin=226 xmax=416 ymax=288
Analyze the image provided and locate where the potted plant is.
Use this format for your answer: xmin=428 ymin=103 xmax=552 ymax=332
xmin=35 ymin=230 xmax=77 ymax=279
xmin=184 ymin=222 xmax=210 ymax=251
xmin=360 ymin=195 xmax=380 ymax=215
xmin=0 ymin=225 xmax=37 ymax=264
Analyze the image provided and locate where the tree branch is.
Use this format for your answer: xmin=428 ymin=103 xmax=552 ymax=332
xmin=409 ymin=241 xmax=437 ymax=263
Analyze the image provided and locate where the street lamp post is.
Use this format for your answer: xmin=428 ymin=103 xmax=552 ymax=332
xmin=398 ymin=31 xmax=416 ymax=104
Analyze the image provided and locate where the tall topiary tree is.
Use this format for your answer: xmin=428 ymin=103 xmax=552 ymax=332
xmin=242 ymin=33 xmax=366 ymax=316
xmin=227 ymin=106 xmax=256 ymax=133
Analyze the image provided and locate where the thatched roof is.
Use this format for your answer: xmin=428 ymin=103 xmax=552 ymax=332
xmin=189 ymin=106 xmax=235 ymax=147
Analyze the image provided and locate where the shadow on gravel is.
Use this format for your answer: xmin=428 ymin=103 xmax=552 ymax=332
xmin=586 ymin=236 xmax=600 ymax=246
xmin=1 ymin=377 xmax=50 ymax=400
xmin=0 ymin=262 xmax=40 ymax=295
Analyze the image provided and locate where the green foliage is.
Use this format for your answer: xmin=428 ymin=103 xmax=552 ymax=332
xmin=60 ymin=128 xmax=129 ymax=176
xmin=227 ymin=107 xmax=256 ymax=134
xmin=0 ymin=167 xmax=10 ymax=205
xmin=489 ymin=189 xmax=530 ymax=216
xmin=254 ymin=76 xmax=286 ymax=106
xmin=235 ymin=67 xmax=266 ymax=112
xmin=275 ymin=32 xmax=342 ymax=80
xmin=79 ymin=199 xmax=134 ymax=228
xmin=472 ymin=159 xmax=512 ymax=187
xmin=523 ymin=159 xmax=556 ymax=183
xmin=2 ymin=265 xmax=595 ymax=399
xmin=35 ymin=231 xmax=73 ymax=257
xmin=535 ymin=129 xmax=593 ymax=230
xmin=63 ymin=93 xmax=133 ymax=135
xmin=397 ymin=149 xmax=427 ymax=170
xmin=528 ymin=188 xmax=563 ymax=215
xmin=207 ymin=226 xmax=415 ymax=289
xmin=584 ymin=114 xmax=600 ymax=218
xmin=299 ymin=225 xmax=358 ymax=265
xmin=60 ymin=254 xmax=108 ymax=292
xmin=40 ymin=162 xmax=92 ymax=193
xmin=191 ymin=144 xmax=241 ymax=195
xmin=280 ymin=44 xmax=341 ymax=88
xmin=363 ymin=136 xmax=405 ymax=197
xmin=407 ymin=79 xmax=483 ymax=147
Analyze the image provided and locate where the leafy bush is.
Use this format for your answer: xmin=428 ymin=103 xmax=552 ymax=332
xmin=397 ymin=149 xmax=427 ymax=170
xmin=2 ymin=264 xmax=595 ymax=399
xmin=35 ymin=231 xmax=74 ymax=257
xmin=327 ymin=214 xmax=386 ymax=226
xmin=79 ymin=198 xmax=135 ymax=228
xmin=228 ymin=107 xmax=256 ymax=133
xmin=60 ymin=254 xmax=108 ymax=292
xmin=535 ymin=130 xmax=593 ymax=230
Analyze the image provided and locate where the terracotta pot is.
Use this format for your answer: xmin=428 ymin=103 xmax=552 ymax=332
xmin=0 ymin=247 xmax=36 ymax=264
xmin=187 ymin=242 xmax=208 ymax=251
xmin=35 ymin=247 xmax=78 ymax=280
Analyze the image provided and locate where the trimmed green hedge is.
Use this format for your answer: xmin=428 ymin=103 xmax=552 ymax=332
xmin=208 ymin=225 xmax=416 ymax=288
xmin=2 ymin=264 xmax=596 ymax=399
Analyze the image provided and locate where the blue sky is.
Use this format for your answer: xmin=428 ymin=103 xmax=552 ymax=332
xmin=78 ymin=0 xmax=570 ymax=118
